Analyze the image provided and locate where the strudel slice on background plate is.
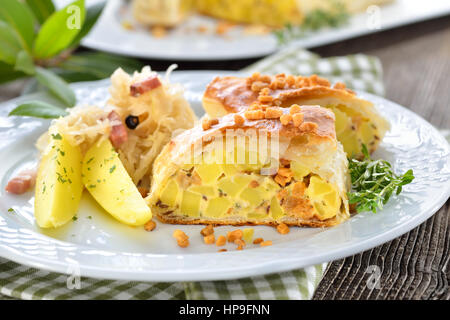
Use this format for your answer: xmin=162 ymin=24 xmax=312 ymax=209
xmin=147 ymin=104 xmax=350 ymax=227
xmin=203 ymin=73 xmax=389 ymax=157
xmin=131 ymin=0 xmax=394 ymax=28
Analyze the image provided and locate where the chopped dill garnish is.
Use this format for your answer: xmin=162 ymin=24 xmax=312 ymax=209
xmin=56 ymin=172 xmax=67 ymax=183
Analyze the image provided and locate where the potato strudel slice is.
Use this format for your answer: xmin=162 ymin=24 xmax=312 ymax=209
xmin=147 ymin=105 xmax=350 ymax=227
xmin=203 ymin=73 xmax=389 ymax=157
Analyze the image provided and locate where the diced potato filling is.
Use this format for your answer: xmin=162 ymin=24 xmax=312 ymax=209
xmin=189 ymin=185 xmax=215 ymax=197
xmin=205 ymin=197 xmax=232 ymax=217
xmin=328 ymin=104 xmax=379 ymax=156
xmin=305 ymin=176 xmax=340 ymax=220
xmin=195 ymin=163 xmax=223 ymax=184
xmin=217 ymin=175 xmax=252 ymax=197
xmin=270 ymin=196 xmax=284 ymax=220
xmin=291 ymin=162 xmax=309 ymax=181
xmin=240 ymin=188 xmax=264 ymax=207
xmin=181 ymin=190 xmax=201 ymax=217
xmin=155 ymin=156 xmax=342 ymax=222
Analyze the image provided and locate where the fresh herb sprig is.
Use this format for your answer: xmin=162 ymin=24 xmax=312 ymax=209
xmin=1 ymin=0 xmax=142 ymax=119
xmin=274 ymin=3 xmax=349 ymax=45
xmin=348 ymin=145 xmax=415 ymax=213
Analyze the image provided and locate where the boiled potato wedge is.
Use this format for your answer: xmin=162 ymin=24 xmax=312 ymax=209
xmin=35 ymin=132 xmax=83 ymax=228
xmin=82 ymin=139 xmax=151 ymax=226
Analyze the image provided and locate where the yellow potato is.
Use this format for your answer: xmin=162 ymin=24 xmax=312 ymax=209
xmin=306 ymin=176 xmax=341 ymax=220
xmin=291 ymin=161 xmax=310 ymax=181
xmin=194 ymin=163 xmax=222 ymax=184
xmin=160 ymin=179 xmax=180 ymax=207
xmin=82 ymin=139 xmax=151 ymax=226
xmin=204 ymin=197 xmax=232 ymax=217
xmin=34 ymin=132 xmax=83 ymax=228
xmin=242 ymin=228 xmax=254 ymax=244
xmin=180 ymin=190 xmax=201 ymax=217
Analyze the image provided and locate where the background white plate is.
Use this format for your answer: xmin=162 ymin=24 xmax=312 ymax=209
xmin=74 ymin=0 xmax=450 ymax=60
xmin=0 ymin=71 xmax=449 ymax=282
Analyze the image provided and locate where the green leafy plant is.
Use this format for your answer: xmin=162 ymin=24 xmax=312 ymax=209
xmin=0 ymin=0 xmax=143 ymax=119
xmin=274 ymin=3 xmax=349 ymax=45
xmin=348 ymin=145 xmax=415 ymax=213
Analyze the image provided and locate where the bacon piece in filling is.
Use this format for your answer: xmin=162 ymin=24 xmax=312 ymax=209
xmin=130 ymin=76 xmax=162 ymax=97
xmin=5 ymin=169 xmax=37 ymax=194
xmin=108 ymin=111 xmax=128 ymax=149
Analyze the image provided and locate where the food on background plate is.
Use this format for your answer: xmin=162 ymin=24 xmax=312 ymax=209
xmin=202 ymin=73 xmax=389 ymax=158
xmin=132 ymin=0 xmax=195 ymax=27
xmin=196 ymin=0 xmax=395 ymax=27
xmin=195 ymin=0 xmax=303 ymax=27
xmin=131 ymin=0 xmax=394 ymax=28
xmin=147 ymin=104 xmax=350 ymax=227
xmin=31 ymin=66 xmax=196 ymax=228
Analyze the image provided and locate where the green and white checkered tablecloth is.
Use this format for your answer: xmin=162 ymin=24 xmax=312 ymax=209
xmin=0 ymin=44 xmax=385 ymax=300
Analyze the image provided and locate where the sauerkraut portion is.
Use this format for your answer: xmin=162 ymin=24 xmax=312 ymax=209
xmin=37 ymin=65 xmax=197 ymax=187
xmin=36 ymin=105 xmax=111 ymax=155
xmin=108 ymin=66 xmax=197 ymax=185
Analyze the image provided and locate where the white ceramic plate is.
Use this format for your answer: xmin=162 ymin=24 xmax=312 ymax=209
xmin=74 ymin=0 xmax=450 ymax=60
xmin=0 ymin=71 xmax=449 ymax=282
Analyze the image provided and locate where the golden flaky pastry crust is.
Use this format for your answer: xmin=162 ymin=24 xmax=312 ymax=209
xmin=155 ymin=213 xmax=344 ymax=228
xmin=204 ymin=74 xmax=357 ymax=116
xmin=203 ymin=105 xmax=336 ymax=141
xmin=158 ymin=105 xmax=338 ymax=163
xmin=202 ymin=73 xmax=390 ymax=156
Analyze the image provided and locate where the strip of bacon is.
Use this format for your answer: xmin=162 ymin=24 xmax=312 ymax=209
xmin=108 ymin=111 xmax=128 ymax=149
xmin=5 ymin=169 xmax=37 ymax=195
xmin=130 ymin=76 xmax=162 ymax=97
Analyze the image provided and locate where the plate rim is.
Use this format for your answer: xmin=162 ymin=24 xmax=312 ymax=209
xmin=0 ymin=72 xmax=449 ymax=282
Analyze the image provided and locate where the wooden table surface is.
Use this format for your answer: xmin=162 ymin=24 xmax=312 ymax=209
xmin=0 ymin=15 xmax=449 ymax=300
